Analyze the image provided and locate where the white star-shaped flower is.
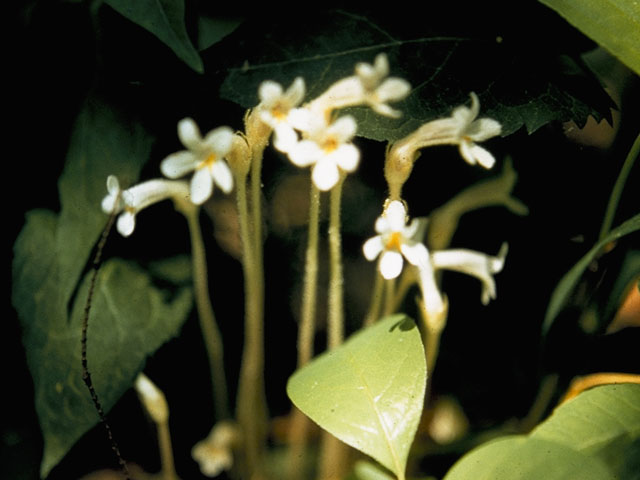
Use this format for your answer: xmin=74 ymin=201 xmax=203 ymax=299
xmin=101 ymin=175 xmax=189 ymax=237
xmin=257 ymin=77 xmax=306 ymax=152
xmin=287 ymin=115 xmax=360 ymax=191
xmin=309 ymin=53 xmax=410 ymax=118
xmin=363 ymin=200 xmax=508 ymax=318
xmin=355 ymin=53 xmax=411 ymax=117
xmin=160 ymin=118 xmax=234 ymax=205
xmin=362 ymin=200 xmax=430 ymax=279
xmin=450 ymin=92 xmax=502 ymax=168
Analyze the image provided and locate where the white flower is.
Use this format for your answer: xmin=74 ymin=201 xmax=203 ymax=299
xmin=309 ymin=53 xmax=410 ymax=118
xmin=355 ymin=53 xmax=411 ymax=117
xmin=192 ymin=421 xmax=240 ymax=478
xmin=431 ymin=243 xmax=508 ymax=305
xmin=362 ymin=200 xmax=430 ymax=279
xmin=160 ymin=118 xmax=234 ymax=205
xmin=101 ymin=175 xmax=190 ymax=237
xmin=363 ymin=200 xmax=508 ymax=318
xmin=288 ymin=115 xmax=360 ymax=191
xmin=450 ymin=92 xmax=502 ymax=168
xmin=257 ymin=77 xmax=306 ymax=152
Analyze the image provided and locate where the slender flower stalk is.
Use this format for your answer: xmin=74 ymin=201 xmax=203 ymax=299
xmin=327 ymin=175 xmax=346 ymax=347
xmin=287 ymin=181 xmax=321 ymax=479
xmin=234 ymin=157 xmax=268 ymax=480
xmin=181 ymin=204 xmax=230 ymax=421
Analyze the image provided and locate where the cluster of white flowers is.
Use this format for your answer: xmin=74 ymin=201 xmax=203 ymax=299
xmin=363 ymin=200 xmax=507 ymax=319
xmin=255 ymin=53 xmax=411 ymax=191
xmin=101 ymin=52 xmax=507 ymax=311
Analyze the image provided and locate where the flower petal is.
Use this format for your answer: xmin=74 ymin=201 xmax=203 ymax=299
xmin=467 ymin=118 xmax=502 ymax=142
xmin=376 ymin=78 xmax=411 ymax=103
xmin=160 ymin=150 xmax=198 ymax=178
xmin=191 ymin=168 xmax=214 ymax=205
xmin=329 ymin=115 xmax=357 ymax=142
xmin=363 ymin=235 xmax=384 ymax=261
xmin=312 ymin=157 xmax=340 ymax=191
xmin=285 ymin=77 xmax=306 ymax=105
xmin=334 ymin=144 xmax=360 ymax=172
xmin=468 ymin=144 xmax=496 ymax=169
xmin=117 ymin=211 xmax=136 ymax=237
xmin=203 ymin=126 xmax=234 ymax=156
xmin=259 ymin=80 xmax=284 ymax=104
xmin=106 ymin=175 xmax=120 ymax=195
xmin=379 ymin=250 xmax=403 ymax=279
xmin=401 ymin=242 xmax=430 ymax=268
xmin=211 ymin=160 xmax=234 ymax=194
xmin=458 ymin=140 xmax=477 ymax=166
xmin=289 ymin=140 xmax=321 ymax=167
xmin=178 ymin=118 xmax=203 ymax=150
xmin=273 ymin=124 xmax=298 ymax=153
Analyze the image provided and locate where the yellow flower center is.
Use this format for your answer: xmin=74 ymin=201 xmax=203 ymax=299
xmin=323 ymin=137 xmax=339 ymax=153
xmin=385 ymin=231 xmax=403 ymax=251
xmin=199 ymin=153 xmax=217 ymax=169
xmin=271 ymin=103 xmax=287 ymax=121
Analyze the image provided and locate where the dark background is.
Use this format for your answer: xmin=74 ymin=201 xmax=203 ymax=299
xmin=6 ymin=1 xmax=639 ymax=479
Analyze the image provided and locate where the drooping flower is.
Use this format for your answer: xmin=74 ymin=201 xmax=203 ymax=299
xmin=431 ymin=243 xmax=508 ymax=305
xmin=257 ymin=77 xmax=306 ymax=152
xmin=160 ymin=118 xmax=234 ymax=205
xmin=101 ymin=175 xmax=190 ymax=237
xmin=287 ymin=115 xmax=360 ymax=191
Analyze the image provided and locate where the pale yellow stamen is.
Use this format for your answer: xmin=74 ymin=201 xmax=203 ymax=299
xmin=323 ymin=137 xmax=339 ymax=153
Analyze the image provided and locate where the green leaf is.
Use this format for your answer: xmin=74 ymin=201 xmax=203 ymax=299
xmin=532 ymin=384 xmax=640 ymax=475
xmin=104 ymin=0 xmax=203 ymax=73
xmin=543 ymin=213 xmax=640 ymax=334
xmin=197 ymin=15 xmax=243 ymax=51
xmin=444 ymin=385 xmax=640 ymax=480
xmin=12 ymin=97 xmax=194 ymax=477
xmin=219 ymin=9 xmax=613 ymax=141
xmin=444 ymin=436 xmax=615 ymax=480
xmin=351 ymin=460 xmax=395 ymax=480
xmin=287 ymin=315 xmax=426 ymax=478
xmin=538 ymin=0 xmax=640 ymax=76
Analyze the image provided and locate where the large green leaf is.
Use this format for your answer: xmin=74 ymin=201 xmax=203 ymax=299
xmin=104 ymin=0 xmax=203 ymax=73
xmin=543 ymin=213 xmax=640 ymax=334
xmin=12 ymin=97 xmax=194 ymax=477
xmin=219 ymin=9 xmax=613 ymax=141
xmin=287 ymin=315 xmax=426 ymax=478
xmin=532 ymin=384 xmax=640 ymax=474
xmin=444 ymin=384 xmax=640 ymax=480
xmin=538 ymin=0 xmax=640 ymax=76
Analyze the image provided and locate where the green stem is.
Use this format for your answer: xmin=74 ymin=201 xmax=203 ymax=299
xmin=184 ymin=207 xmax=230 ymax=420
xmin=287 ymin=181 xmax=321 ymax=479
xmin=158 ymin=418 xmax=178 ymax=480
xmin=319 ymin=176 xmax=351 ymax=480
xmin=298 ymin=181 xmax=321 ymax=365
xmin=235 ymin=163 xmax=268 ymax=478
xmin=328 ymin=176 xmax=346 ymax=348
xmin=599 ymin=132 xmax=640 ymax=240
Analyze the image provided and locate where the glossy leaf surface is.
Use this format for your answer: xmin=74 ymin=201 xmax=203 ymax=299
xmin=287 ymin=315 xmax=426 ymax=478
xmin=444 ymin=384 xmax=640 ymax=480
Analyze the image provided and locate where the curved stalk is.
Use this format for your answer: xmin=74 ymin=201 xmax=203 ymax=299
xmin=184 ymin=206 xmax=230 ymax=421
